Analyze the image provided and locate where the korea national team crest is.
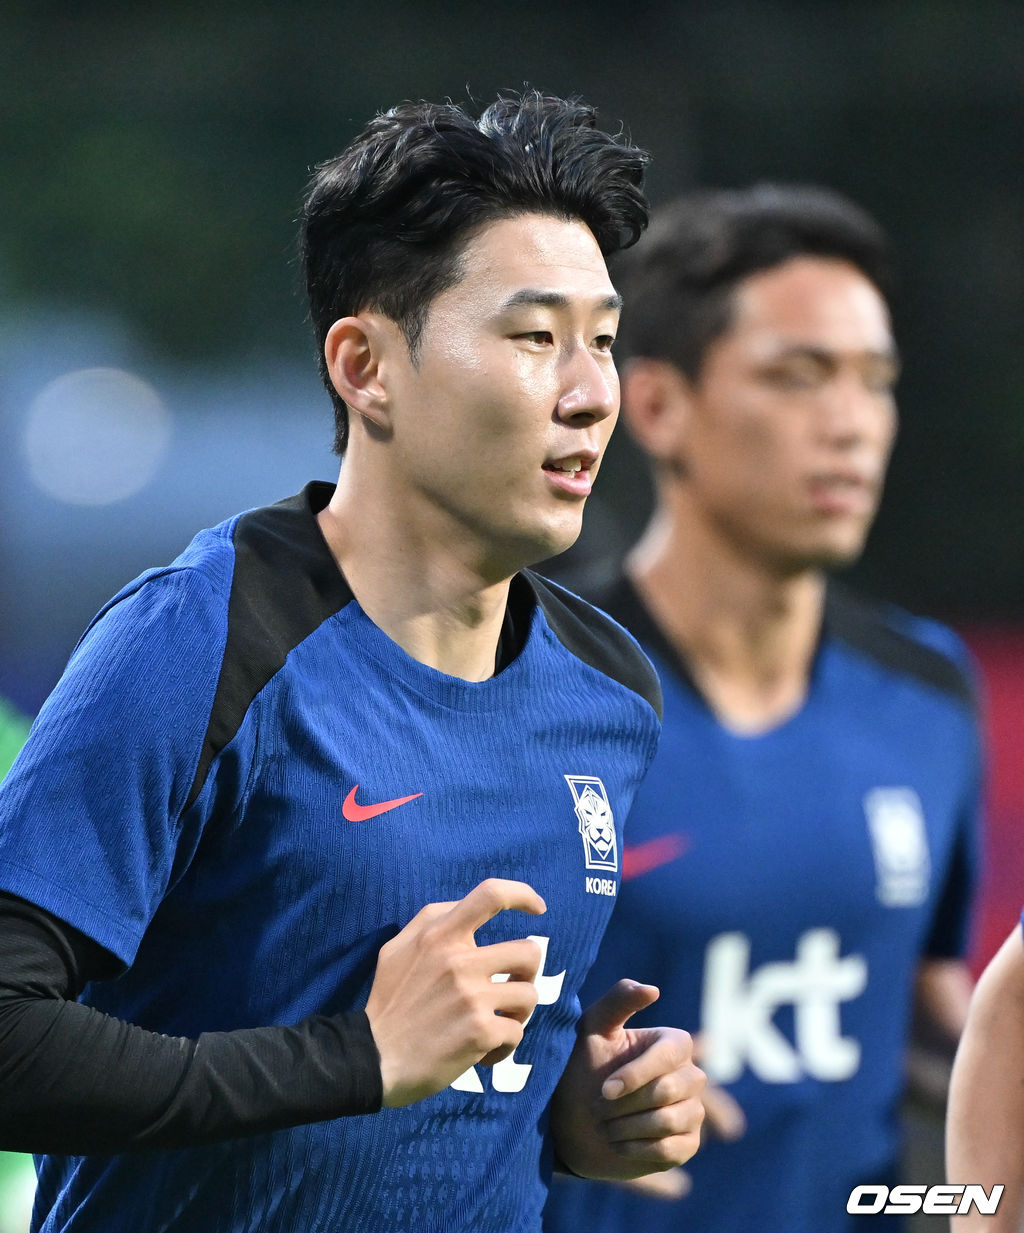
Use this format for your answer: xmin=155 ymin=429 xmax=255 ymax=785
xmin=864 ymin=787 xmax=931 ymax=908
xmin=565 ymin=775 xmax=618 ymax=873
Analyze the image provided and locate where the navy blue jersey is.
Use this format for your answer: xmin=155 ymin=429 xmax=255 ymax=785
xmin=544 ymin=579 xmax=980 ymax=1233
xmin=0 ymin=485 xmax=661 ymax=1233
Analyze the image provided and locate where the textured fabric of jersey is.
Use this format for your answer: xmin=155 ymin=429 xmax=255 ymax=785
xmin=0 ymin=484 xmax=661 ymax=1233
xmin=543 ymin=579 xmax=980 ymax=1233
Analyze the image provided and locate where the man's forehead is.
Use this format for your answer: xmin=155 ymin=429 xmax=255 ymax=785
xmin=458 ymin=213 xmax=614 ymax=289
xmin=733 ymin=257 xmax=889 ymax=319
xmin=729 ymin=258 xmax=894 ymax=350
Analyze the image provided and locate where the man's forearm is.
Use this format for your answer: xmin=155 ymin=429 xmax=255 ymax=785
xmin=0 ymin=894 xmax=382 ymax=1153
xmin=947 ymin=926 xmax=1024 ymax=1230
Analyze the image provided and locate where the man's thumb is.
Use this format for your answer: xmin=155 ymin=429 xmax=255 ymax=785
xmin=581 ymin=978 xmax=659 ymax=1036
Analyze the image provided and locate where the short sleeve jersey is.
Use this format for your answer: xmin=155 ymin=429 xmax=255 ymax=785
xmin=544 ymin=578 xmax=981 ymax=1233
xmin=0 ymin=484 xmax=662 ymax=1233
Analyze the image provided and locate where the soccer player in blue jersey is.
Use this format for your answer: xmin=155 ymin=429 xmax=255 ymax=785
xmin=543 ymin=185 xmax=981 ymax=1233
xmin=0 ymin=92 xmax=706 ymax=1232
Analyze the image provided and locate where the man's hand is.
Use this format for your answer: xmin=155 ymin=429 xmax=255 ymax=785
xmin=550 ymin=979 xmax=706 ymax=1181
xmin=617 ymin=1033 xmax=746 ymax=1200
xmin=365 ymin=878 xmax=546 ymax=1107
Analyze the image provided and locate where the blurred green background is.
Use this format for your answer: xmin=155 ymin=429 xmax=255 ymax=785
xmin=0 ymin=1154 xmax=33 ymax=1233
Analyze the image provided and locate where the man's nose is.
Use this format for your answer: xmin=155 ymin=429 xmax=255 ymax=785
xmin=817 ymin=372 xmax=894 ymax=446
xmin=555 ymin=345 xmax=618 ymax=424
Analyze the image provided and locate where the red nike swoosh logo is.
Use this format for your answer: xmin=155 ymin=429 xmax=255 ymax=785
xmin=342 ymin=785 xmax=423 ymax=822
xmin=622 ymin=834 xmax=690 ymax=881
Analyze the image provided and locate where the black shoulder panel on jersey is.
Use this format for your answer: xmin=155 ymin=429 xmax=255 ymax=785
xmin=185 ymin=482 xmax=353 ymax=811
xmin=588 ymin=576 xmax=702 ymax=698
xmin=824 ymin=582 xmax=976 ymax=712
xmin=524 ymin=571 xmax=663 ymax=721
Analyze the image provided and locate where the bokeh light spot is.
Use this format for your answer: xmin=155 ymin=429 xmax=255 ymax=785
xmin=24 ymin=367 xmax=171 ymax=506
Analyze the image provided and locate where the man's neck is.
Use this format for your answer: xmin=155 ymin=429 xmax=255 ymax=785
xmin=315 ymin=469 xmax=512 ymax=683
xmin=627 ymin=505 xmax=827 ymax=734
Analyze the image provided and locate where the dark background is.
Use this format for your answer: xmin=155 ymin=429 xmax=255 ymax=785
xmin=0 ymin=0 xmax=1021 ymax=708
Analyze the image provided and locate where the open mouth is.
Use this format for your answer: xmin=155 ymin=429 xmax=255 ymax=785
xmin=543 ymin=457 xmax=587 ymax=478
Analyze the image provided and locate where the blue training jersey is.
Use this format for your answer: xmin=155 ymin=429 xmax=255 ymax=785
xmin=0 ymin=484 xmax=662 ymax=1233
xmin=544 ymin=578 xmax=981 ymax=1233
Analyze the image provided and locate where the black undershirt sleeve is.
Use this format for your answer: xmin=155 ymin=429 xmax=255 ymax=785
xmin=0 ymin=893 xmax=383 ymax=1154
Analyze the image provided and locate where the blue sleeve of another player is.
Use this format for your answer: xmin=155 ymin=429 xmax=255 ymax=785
xmin=0 ymin=568 xmax=229 ymax=967
xmin=924 ymin=794 xmax=980 ymax=959
xmin=923 ymin=644 xmax=985 ymax=961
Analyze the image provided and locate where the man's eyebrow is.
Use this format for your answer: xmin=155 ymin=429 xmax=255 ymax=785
xmin=498 ymin=289 xmax=623 ymax=313
xmin=774 ymin=342 xmax=902 ymax=366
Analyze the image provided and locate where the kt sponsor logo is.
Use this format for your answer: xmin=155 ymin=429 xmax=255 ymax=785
xmin=449 ymin=935 xmax=565 ymax=1095
xmin=702 ymin=928 xmax=867 ymax=1083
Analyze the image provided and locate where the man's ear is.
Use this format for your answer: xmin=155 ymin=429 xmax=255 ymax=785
xmin=620 ymin=357 xmax=695 ymax=465
xmin=323 ymin=314 xmax=394 ymax=431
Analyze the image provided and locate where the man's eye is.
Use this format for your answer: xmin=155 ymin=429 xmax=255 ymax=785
xmin=518 ymin=331 xmax=553 ymax=345
xmin=764 ymin=364 xmax=823 ymax=389
xmin=594 ymin=335 xmax=616 ymax=353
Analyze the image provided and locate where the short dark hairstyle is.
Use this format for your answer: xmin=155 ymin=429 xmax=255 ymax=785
xmin=301 ymin=90 xmax=650 ymax=454
xmin=614 ymin=183 xmax=893 ymax=380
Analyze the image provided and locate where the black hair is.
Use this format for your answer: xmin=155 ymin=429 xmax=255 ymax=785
xmin=614 ymin=183 xmax=893 ymax=379
xmin=301 ymin=89 xmax=650 ymax=453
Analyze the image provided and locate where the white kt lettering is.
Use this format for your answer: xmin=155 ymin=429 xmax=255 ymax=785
xmin=450 ymin=934 xmax=566 ymax=1094
xmin=701 ymin=928 xmax=867 ymax=1083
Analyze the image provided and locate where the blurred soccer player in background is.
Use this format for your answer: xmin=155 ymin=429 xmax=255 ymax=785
xmin=544 ymin=184 xmax=981 ymax=1233
xmin=0 ymin=91 xmax=707 ymax=1232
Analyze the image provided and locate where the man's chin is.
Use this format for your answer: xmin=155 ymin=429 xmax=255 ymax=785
xmin=792 ymin=537 xmax=869 ymax=575
xmin=533 ymin=521 xmax=585 ymax=567
xmin=499 ymin=511 xmax=582 ymax=569
xmin=475 ymin=526 xmax=582 ymax=583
